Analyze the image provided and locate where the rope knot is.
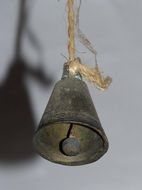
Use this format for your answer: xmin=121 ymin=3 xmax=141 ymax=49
xmin=66 ymin=0 xmax=112 ymax=91
xmin=68 ymin=57 xmax=112 ymax=91
xmin=68 ymin=57 xmax=81 ymax=75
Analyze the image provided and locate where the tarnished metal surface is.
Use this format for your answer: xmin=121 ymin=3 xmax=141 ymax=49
xmin=33 ymin=78 xmax=109 ymax=166
xmin=62 ymin=63 xmax=82 ymax=80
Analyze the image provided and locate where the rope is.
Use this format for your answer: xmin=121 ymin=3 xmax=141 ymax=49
xmin=68 ymin=0 xmax=76 ymax=61
xmin=66 ymin=0 xmax=112 ymax=90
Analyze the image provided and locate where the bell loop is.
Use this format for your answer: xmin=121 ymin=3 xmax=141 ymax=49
xmin=62 ymin=62 xmax=82 ymax=80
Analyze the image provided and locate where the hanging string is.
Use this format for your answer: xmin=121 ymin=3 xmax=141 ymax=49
xmin=67 ymin=0 xmax=112 ymax=90
xmin=68 ymin=0 xmax=76 ymax=61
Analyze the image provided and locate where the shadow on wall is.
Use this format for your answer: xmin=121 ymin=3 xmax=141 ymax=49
xmin=0 ymin=59 xmax=52 ymax=163
xmin=0 ymin=0 xmax=53 ymax=163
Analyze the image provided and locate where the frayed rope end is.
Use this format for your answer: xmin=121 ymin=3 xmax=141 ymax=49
xmin=68 ymin=57 xmax=112 ymax=91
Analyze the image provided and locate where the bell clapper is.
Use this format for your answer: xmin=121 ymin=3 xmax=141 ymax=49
xmin=60 ymin=123 xmax=80 ymax=157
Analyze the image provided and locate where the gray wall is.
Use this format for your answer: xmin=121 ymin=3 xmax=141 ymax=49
xmin=0 ymin=0 xmax=142 ymax=189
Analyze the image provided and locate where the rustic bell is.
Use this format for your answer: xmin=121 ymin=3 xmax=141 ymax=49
xmin=33 ymin=65 xmax=109 ymax=166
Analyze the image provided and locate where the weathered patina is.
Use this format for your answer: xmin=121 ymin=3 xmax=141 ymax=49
xmin=33 ymin=67 xmax=109 ymax=165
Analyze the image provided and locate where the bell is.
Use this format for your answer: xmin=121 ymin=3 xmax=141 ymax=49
xmin=33 ymin=65 xmax=109 ymax=166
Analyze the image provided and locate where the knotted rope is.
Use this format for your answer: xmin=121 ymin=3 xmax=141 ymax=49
xmin=67 ymin=0 xmax=112 ymax=90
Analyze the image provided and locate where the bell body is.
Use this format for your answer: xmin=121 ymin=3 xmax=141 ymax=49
xmin=33 ymin=77 xmax=109 ymax=166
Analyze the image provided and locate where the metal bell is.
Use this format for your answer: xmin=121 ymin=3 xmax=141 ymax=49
xmin=33 ymin=65 xmax=109 ymax=166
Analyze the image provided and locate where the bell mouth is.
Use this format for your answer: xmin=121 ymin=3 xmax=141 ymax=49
xmin=33 ymin=122 xmax=108 ymax=166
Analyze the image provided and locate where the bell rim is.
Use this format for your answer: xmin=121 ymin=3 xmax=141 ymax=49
xmin=33 ymin=120 xmax=109 ymax=166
